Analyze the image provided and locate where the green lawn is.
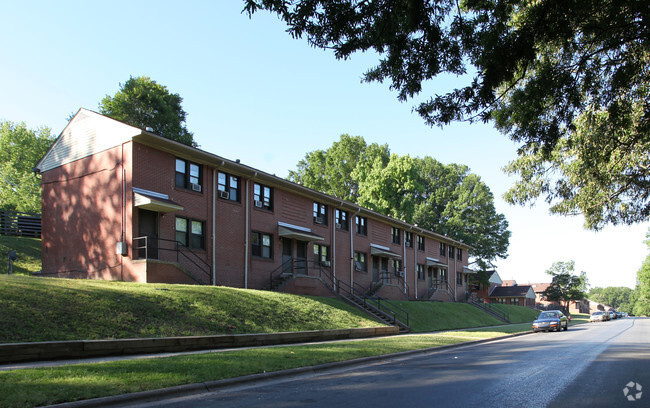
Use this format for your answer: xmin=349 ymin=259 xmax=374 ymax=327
xmin=0 ymin=325 xmax=532 ymax=408
xmin=0 ymin=275 xmax=383 ymax=343
xmin=0 ymin=236 xmax=41 ymax=275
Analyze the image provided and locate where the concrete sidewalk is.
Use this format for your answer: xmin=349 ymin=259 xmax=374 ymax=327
xmin=0 ymin=326 xmax=397 ymax=367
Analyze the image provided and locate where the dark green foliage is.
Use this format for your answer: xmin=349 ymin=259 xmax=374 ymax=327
xmin=543 ymin=261 xmax=589 ymax=312
xmin=0 ymin=122 xmax=54 ymax=212
xmin=99 ymin=76 xmax=196 ymax=147
xmin=588 ymin=286 xmax=635 ymax=314
xmin=289 ymin=135 xmax=510 ymax=267
xmin=244 ymin=0 xmax=649 ymax=229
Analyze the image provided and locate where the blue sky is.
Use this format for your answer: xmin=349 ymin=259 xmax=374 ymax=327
xmin=2 ymin=1 xmax=647 ymax=289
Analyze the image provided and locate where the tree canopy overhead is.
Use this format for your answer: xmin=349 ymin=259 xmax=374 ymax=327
xmin=99 ymin=76 xmax=196 ymax=147
xmin=244 ymin=0 xmax=649 ymax=229
xmin=289 ymin=135 xmax=511 ymax=268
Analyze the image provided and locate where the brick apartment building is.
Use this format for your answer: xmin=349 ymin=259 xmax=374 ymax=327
xmin=35 ymin=109 xmax=473 ymax=301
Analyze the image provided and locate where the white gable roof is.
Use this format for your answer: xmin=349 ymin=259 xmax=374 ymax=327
xmin=36 ymin=109 xmax=142 ymax=172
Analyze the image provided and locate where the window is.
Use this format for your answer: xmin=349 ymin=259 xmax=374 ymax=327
xmin=253 ymin=183 xmax=273 ymax=211
xmin=456 ymin=271 xmax=463 ymax=285
xmin=252 ymin=232 xmax=273 ymax=259
xmin=355 ymin=216 xmax=367 ymax=236
xmin=417 ymin=264 xmax=425 ymax=280
xmin=440 ymin=242 xmax=446 ymax=257
xmin=391 ymin=227 xmax=401 ymax=245
xmin=417 ymin=235 xmax=425 ymax=251
xmin=175 ymin=158 xmax=202 ymax=191
xmin=313 ymin=244 xmax=330 ymax=264
xmin=175 ymin=217 xmax=205 ymax=250
xmin=391 ymin=259 xmax=402 ymax=276
xmin=449 ymin=245 xmax=454 ymax=258
xmin=510 ymin=298 xmax=519 ymax=305
xmin=354 ymin=251 xmax=368 ymax=272
xmin=405 ymin=231 xmax=413 ymax=248
xmin=218 ymin=171 xmax=240 ymax=202
xmin=313 ymin=202 xmax=328 ymax=225
xmin=457 ymin=248 xmax=462 ymax=261
xmin=335 ymin=209 xmax=349 ymax=230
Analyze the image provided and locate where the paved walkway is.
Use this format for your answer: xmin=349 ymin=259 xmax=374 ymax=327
xmin=0 ymin=324 xmax=518 ymax=372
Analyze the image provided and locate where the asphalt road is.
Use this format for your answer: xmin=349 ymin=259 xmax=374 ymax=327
xmin=132 ymin=318 xmax=649 ymax=408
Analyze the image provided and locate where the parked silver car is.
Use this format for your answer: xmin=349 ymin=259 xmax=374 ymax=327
xmin=590 ymin=311 xmax=605 ymax=322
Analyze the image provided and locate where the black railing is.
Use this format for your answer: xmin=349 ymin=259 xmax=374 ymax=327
xmin=267 ymin=258 xmax=409 ymax=329
xmin=336 ymin=278 xmax=410 ymax=328
xmin=469 ymin=300 xmax=510 ymax=323
xmin=0 ymin=210 xmax=41 ymax=237
xmin=378 ymin=271 xmax=410 ymax=298
xmin=133 ymin=236 xmax=212 ymax=284
xmin=426 ymin=279 xmax=450 ymax=298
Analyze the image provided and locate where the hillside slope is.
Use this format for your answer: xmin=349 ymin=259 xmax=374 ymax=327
xmin=0 ymin=275 xmax=384 ymax=343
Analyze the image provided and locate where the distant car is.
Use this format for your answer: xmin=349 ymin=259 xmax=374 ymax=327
xmin=601 ymin=311 xmax=610 ymax=321
xmin=590 ymin=311 xmax=605 ymax=322
xmin=608 ymin=310 xmax=616 ymax=320
xmin=532 ymin=310 xmax=569 ymax=332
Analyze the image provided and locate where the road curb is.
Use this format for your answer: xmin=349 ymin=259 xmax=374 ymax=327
xmin=44 ymin=330 xmax=532 ymax=408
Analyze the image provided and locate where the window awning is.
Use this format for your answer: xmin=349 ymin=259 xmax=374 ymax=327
xmin=463 ymin=266 xmax=478 ymax=274
xmin=426 ymin=257 xmax=447 ymax=268
xmin=278 ymin=222 xmax=324 ymax=242
xmin=370 ymin=244 xmax=401 ymax=259
xmin=133 ymin=188 xmax=184 ymax=213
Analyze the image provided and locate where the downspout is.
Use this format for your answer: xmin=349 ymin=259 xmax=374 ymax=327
xmin=413 ymin=231 xmax=418 ymax=300
xmin=244 ymin=177 xmax=251 ymax=289
xmin=212 ymin=168 xmax=216 ymax=286
xmin=331 ymin=204 xmax=336 ymax=292
xmin=402 ymin=229 xmax=407 ymax=295
xmin=121 ymin=143 xmax=125 ymax=281
xmin=350 ymin=208 xmax=360 ymax=289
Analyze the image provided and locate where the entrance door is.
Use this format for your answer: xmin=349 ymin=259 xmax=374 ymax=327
xmin=381 ymin=258 xmax=389 ymax=282
xmin=427 ymin=267 xmax=433 ymax=289
xmin=372 ymin=256 xmax=380 ymax=283
xmin=282 ymin=239 xmax=293 ymax=274
xmin=138 ymin=209 xmax=158 ymax=259
xmin=296 ymin=241 xmax=308 ymax=275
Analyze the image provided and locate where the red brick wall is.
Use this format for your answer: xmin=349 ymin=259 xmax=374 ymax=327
xmin=41 ymin=144 xmax=131 ymax=280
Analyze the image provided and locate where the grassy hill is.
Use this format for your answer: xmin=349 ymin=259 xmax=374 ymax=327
xmin=0 ymin=236 xmax=41 ymax=275
xmin=0 ymin=275 xmax=384 ymax=343
xmin=0 ymin=235 xmax=542 ymax=342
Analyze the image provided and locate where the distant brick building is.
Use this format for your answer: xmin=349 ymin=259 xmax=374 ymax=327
xmin=488 ymin=284 xmax=536 ymax=308
xmin=36 ymin=109 xmax=473 ymax=301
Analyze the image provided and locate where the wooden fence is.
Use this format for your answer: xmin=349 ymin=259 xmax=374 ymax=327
xmin=0 ymin=210 xmax=41 ymax=237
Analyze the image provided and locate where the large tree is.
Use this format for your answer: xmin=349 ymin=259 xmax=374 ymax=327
xmin=244 ymin=0 xmax=649 ymax=229
xmin=0 ymin=122 xmax=55 ymax=213
xmin=289 ymin=135 xmax=511 ymax=267
xmin=633 ymin=229 xmax=650 ymax=316
xmin=99 ymin=76 xmax=196 ymax=147
xmin=543 ymin=261 xmax=589 ymax=313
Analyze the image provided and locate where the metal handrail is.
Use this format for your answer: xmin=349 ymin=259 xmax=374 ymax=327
xmin=266 ymin=258 xmax=409 ymax=328
xmin=336 ymin=277 xmax=409 ymax=328
xmin=133 ymin=236 xmax=212 ymax=284
xmin=469 ymin=300 xmax=510 ymax=322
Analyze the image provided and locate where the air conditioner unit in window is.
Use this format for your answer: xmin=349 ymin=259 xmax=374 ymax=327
xmin=335 ymin=223 xmax=342 ymax=229
xmin=405 ymin=242 xmax=412 ymax=247
xmin=254 ymin=200 xmax=263 ymax=208
xmin=321 ymin=260 xmax=331 ymax=267
xmin=315 ymin=216 xmax=325 ymax=224
xmin=218 ymin=190 xmax=229 ymax=200
xmin=191 ymin=183 xmax=202 ymax=192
